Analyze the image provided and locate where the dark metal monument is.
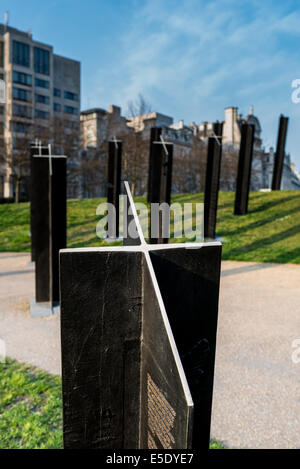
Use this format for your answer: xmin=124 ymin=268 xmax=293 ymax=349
xmin=107 ymin=138 xmax=122 ymax=238
xmin=29 ymin=140 xmax=47 ymax=262
xmin=60 ymin=182 xmax=222 ymax=449
xmin=234 ymin=123 xmax=255 ymax=216
xmin=204 ymin=122 xmax=223 ymax=239
xmin=272 ymin=115 xmax=289 ymax=191
xmin=30 ymin=144 xmax=67 ymax=316
xmin=147 ymin=127 xmax=173 ymax=243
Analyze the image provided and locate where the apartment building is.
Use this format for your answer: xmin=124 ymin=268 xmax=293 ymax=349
xmin=0 ymin=23 xmax=80 ymax=198
xmin=80 ymin=105 xmax=129 ymax=149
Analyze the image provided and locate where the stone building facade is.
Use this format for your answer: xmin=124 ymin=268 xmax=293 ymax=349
xmin=80 ymin=104 xmax=300 ymax=195
xmin=81 ymin=106 xmax=194 ymax=152
xmin=80 ymin=106 xmax=197 ymax=196
xmin=80 ymin=105 xmax=129 ymax=149
xmin=0 ymin=23 xmax=80 ymax=198
xmin=195 ymin=106 xmax=300 ymax=191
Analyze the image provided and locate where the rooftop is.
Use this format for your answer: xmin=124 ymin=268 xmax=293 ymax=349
xmin=80 ymin=108 xmax=107 ymax=116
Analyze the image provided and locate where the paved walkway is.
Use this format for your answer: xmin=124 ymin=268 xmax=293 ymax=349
xmin=0 ymin=252 xmax=299 ymax=449
xmin=0 ymin=253 xmax=61 ymax=375
xmin=212 ymin=260 xmax=300 ymax=449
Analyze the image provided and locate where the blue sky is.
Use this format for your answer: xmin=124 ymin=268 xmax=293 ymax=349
xmin=3 ymin=0 xmax=300 ymax=168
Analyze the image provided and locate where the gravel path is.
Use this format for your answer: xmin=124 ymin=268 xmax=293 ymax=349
xmin=0 ymin=252 xmax=299 ymax=449
xmin=212 ymin=260 xmax=300 ymax=449
xmin=0 ymin=253 xmax=61 ymax=375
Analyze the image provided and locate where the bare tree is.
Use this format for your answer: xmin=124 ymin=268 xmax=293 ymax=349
xmin=50 ymin=116 xmax=82 ymax=197
xmin=127 ymin=93 xmax=152 ymax=118
xmin=219 ymin=146 xmax=263 ymax=192
xmin=76 ymin=94 xmax=153 ymax=198
xmin=10 ymin=134 xmax=33 ymax=203
xmin=122 ymin=129 xmax=148 ymax=195
xmin=1 ymin=114 xmax=82 ymax=202
xmin=121 ymin=94 xmax=153 ymax=195
xmin=219 ymin=147 xmax=238 ymax=191
xmin=0 ymin=124 xmax=7 ymax=198
xmin=78 ymin=147 xmax=107 ymax=198
xmin=172 ymin=137 xmax=207 ymax=193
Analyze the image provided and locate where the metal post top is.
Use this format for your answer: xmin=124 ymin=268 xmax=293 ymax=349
xmin=152 ymin=134 xmax=173 ymax=156
xmin=108 ymin=136 xmax=122 ymax=149
xmin=32 ymin=144 xmax=67 ymax=175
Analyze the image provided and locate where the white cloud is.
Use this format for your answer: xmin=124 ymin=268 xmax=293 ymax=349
xmin=85 ymin=0 xmax=300 ymax=166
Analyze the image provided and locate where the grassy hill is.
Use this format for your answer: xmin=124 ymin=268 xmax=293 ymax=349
xmin=0 ymin=190 xmax=300 ymax=264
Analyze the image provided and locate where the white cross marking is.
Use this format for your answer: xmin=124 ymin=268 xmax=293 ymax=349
xmin=211 ymin=130 xmax=223 ymax=146
xmin=32 ymin=138 xmax=41 ymax=148
xmin=113 ymin=135 xmax=118 ymax=150
xmin=109 ymin=137 xmax=122 ymax=150
xmin=33 ymin=143 xmax=66 ymax=176
xmin=153 ymin=134 xmax=173 ymax=156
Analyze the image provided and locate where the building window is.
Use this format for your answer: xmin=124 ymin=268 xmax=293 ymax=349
xmin=15 ymin=122 xmax=30 ymax=133
xmin=34 ymin=47 xmax=50 ymax=75
xmin=13 ymin=104 xmax=32 ymax=118
xmin=54 ymin=102 xmax=61 ymax=112
xmin=53 ymin=88 xmax=61 ymax=97
xmin=87 ymin=124 xmax=94 ymax=130
xmin=64 ymin=120 xmax=74 ymax=129
xmin=64 ymin=105 xmax=78 ymax=115
xmin=0 ymin=105 xmax=4 ymax=115
xmin=64 ymin=91 xmax=78 ymax=101
xmin=35 ymin=109 xmax=49 ymax=119
xmin=0 ymin=41 xmax=3 ymax=68
xmin=13 ymin=87 xmax=32 ymax=102
xmin=12 ymin=40 xmax=30 ymax=67
xmin=35 ymin=94 xmax=49 ymax=104
xmin=13 ymin=71 xmax=32 ymax=86
xmin=35 ymin=78 xmax=49 ymax=89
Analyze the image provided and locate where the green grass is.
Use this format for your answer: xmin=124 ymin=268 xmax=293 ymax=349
xmin=0 ymin=359 xmax=226 ymax=449
xmin=209 ymin=439 xmax=227 ymax=449
xmin=1 ymin=190 xmax=300 ymax=263
xmin=0 ymin=359 xmax=62 ymax=449
xmin=173 ymin=190 xmax=300 ymax=264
